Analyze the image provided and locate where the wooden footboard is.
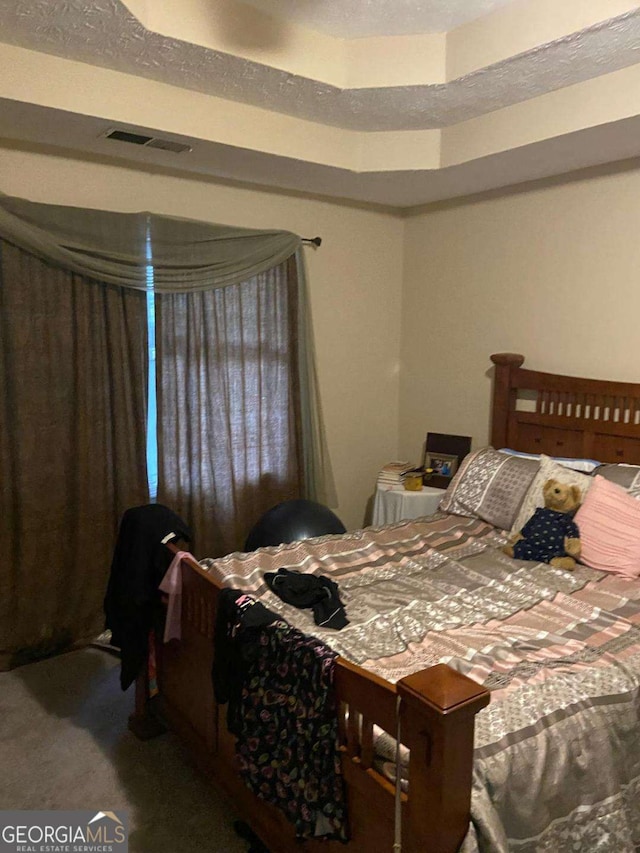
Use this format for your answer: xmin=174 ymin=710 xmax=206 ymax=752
xmin=131 ymin=549 xmax=489 ymax=853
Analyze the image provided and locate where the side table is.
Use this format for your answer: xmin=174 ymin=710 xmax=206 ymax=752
xmin=372 ymin=484 xmax=445 ymax=526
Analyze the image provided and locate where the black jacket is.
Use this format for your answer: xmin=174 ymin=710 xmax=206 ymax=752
xmin=104 ymin=504 xmax=191 ymax=690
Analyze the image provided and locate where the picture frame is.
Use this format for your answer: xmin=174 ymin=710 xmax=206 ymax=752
xmin=421 ymin=433 xmax=471 ymax=485
xmin=424 ymin=451 xmax=458 ymax=478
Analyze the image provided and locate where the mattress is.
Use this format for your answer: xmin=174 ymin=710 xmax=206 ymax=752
xmin=202 ymin=513 xmax=640 ymax=852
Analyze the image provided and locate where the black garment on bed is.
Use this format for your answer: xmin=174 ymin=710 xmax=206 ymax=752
xmin=213 ymin=588 xmax=281 ymax=727
xmin=104 ymin=504 xmax=191 ymax=690
xmin=263 ymin=568 xmax=349 ymax=630
xmin=213 ymin=591 xmax=348 ymax=842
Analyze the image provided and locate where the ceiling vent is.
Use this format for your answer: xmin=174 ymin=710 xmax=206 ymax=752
xmin=146 ymin=137 xmax=192 ymax=154
xmin=103 ymin=128 xmax=192 ymax=154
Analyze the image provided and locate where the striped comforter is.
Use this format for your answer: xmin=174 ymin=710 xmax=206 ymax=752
xmin=202 ymin=512 xmax=640 ymax=853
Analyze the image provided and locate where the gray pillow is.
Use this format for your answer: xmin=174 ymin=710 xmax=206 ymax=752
xmin=592 ymin=463 xmax=640 ymax=498
xmin=440 ymin=447 xmax=539 ymax=531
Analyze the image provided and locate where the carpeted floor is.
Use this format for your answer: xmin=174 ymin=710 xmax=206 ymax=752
xmin=0 ymin=647 xmax=247 ymax=852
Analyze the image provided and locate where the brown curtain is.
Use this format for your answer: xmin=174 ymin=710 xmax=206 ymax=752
xmin=0 ymin=240 xmax=149 ymax=669
xmin=0 ymin=195 xmax=335 ymax=507
xmin=156 ymin=258 xmax=304 ymax=557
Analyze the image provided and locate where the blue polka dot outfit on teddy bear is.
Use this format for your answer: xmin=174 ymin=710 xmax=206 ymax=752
xmin=513 ymin=507 xmax=579 ymax=563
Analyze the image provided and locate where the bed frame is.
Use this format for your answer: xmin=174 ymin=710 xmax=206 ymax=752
xmin=491 ymin=352 xmax=640 ymax=464
xmin=130 ymin=352 xmax=640 ymax=853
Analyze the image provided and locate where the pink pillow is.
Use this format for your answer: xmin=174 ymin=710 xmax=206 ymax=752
xmin=575 ymin=475 xmax=640 ymax=578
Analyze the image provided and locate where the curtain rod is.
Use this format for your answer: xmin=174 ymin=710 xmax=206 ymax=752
xmin=302 ymin=236 xmax=322 ymax=247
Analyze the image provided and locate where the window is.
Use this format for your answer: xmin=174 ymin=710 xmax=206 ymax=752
xmin=145 ymin=230 xmax=158 ymax=500
xmin=149 ymin=259 xmax=303 ymax=556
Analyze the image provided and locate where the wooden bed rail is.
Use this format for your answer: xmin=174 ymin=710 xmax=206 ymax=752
xmin=130 ymin=546 xmax=490 ymax=853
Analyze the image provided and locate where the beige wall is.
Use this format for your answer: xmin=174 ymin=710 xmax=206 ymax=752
xmin=6 ymin=145 xmax=637 ymax=532
xmin=0 ymin=146 xmax=404 ymax=531
xmin=400 ymin=163 xmax=640 ymax=464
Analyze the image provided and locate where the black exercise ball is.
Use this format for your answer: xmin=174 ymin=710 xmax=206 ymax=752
xmin=244 ymin=499 xmax=346 ymax=551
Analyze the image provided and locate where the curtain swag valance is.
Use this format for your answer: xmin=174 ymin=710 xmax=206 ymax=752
xmin=0 ymin=195 xmax=301 ymax=292
xmin=0 ymin=194 xmax=337 ymax=507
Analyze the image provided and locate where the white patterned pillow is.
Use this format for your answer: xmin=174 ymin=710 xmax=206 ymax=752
xmin=510 ymin=455 xmax=592 ymax=534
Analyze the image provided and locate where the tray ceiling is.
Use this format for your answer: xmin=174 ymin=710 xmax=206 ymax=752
xmin=2 ymin=0 xmax=640 ymax=207
xmin=239 ymin=0 xmax=520 ymax=38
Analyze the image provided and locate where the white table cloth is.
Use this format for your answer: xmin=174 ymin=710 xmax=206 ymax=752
xmin=371 ymin=484 xmax=444 ymax=526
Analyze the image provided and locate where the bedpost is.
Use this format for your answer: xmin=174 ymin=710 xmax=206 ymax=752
xmin=397 ymin=664 xmax=490 ymax=853
xmin=490 ymin=353 xmax=524 ymax=449
xmin=128 ymin=648 xmax=167 ymax=740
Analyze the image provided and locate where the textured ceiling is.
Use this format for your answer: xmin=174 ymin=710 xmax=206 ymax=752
xmin=3 ymin=1 xmax=640 ymax=207
xmin=239 ymin=0 xmax=520 ymax=38
xmin=1 ymin=1 xmax=640 ymax=131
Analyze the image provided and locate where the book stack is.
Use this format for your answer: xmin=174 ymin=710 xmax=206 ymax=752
xmin=377 ymin=461 xmax=414 ymax=489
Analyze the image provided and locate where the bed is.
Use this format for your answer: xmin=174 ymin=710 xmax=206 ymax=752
xmin=131 ymin=353 xmax=640 ymax=853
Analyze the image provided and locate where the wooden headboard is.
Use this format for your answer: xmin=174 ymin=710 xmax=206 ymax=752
xmin=490 ymin=353 xmax=640 ymax=465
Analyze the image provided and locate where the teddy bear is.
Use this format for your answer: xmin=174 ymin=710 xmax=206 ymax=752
xmin=503 ymin=478 xmax=582 ymax=570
